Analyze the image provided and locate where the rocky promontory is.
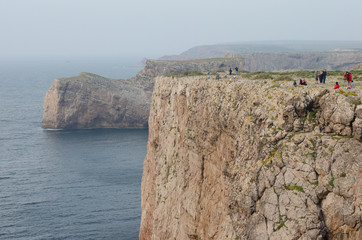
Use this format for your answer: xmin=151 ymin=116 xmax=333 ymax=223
xmin=42 ymin=72 xmax=151 ymax=129
xmin=140 ymin=76 xmax=362 ymax=239
xmin=42 ymin=52 xmax=361 ymax=129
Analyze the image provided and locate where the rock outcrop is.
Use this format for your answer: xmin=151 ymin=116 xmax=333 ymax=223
xmin=42 ymin=72 xmax=151 ymax=129
xmin=140 ymin=76 xmax=362 ymax=240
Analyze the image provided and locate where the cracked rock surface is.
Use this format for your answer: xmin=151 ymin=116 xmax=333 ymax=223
xmin=140 ymin=76 xmax=362 ymax=240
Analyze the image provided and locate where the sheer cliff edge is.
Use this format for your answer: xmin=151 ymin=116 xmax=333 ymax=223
xmin=140 ymin=76 xmax=362 ymax=240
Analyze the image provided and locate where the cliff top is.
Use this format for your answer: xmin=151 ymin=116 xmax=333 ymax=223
xmin=141 ymin=73 xmax=362 ymax=239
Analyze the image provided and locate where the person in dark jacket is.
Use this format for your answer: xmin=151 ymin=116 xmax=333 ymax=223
xmin=299 ymin=79 xmax=307 ymax=86
xmin=322 ymin=70 xmax=327 ymax=84
xmin=229 ymin=68 xmax=232 ymax=75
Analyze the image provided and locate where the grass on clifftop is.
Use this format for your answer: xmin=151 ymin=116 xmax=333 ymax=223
xmin=164 ymin=70 xmax=362 ymax=81
xmin=241 ymin=70 xmax=362 ymax=80
xmin=165 ymin=70 xmax=204 ymax=78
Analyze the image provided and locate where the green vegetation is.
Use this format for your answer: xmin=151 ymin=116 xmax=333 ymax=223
xmin=165 ymin=70 xmax=204 ymax=77
xmin=336 ymin=89 xmax=361 ymax=105
xmin=332 ymin=135 xmax=353 ymax=141
xmin=307 ymin=111 xmax=317 ymax=122
xmin=243 ymin=71 xmax=273 ymax=80
xmin=305 ymin=152 xmax=315 ymax=159
xmin=275 ymin=220 xmax=286 ymax=231
xmin=308 ymin=138 xmax=317 ymax=150
xmin=211 ymin=69 xmax=226 ymax=74
xmin=261 ymin=146 xmax=279 ymax=167
xmin=306 ymin=179 xmax=319 ymax=186
xmin=328 ymin=177 xmax=335 ymax=187
xmin=289 ymin=131 xmax=303 ymax=140
xmin=339 ymin=172 xmax=346 ymax=178
xmin=267 ymin=83 xmax=281 ymax=89
xmin=275 ymin=75 xmax=294 ymax=81
xmin=239 ymin=70 xmax=362 ymax=82
xmin=349 ymin=98 xmax=362 ymax=106
xmin=284 ymin=184 xmax=305 ymax=192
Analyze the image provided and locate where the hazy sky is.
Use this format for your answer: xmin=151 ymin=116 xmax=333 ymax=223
xmin=1 ymin=0 xmax=361 ymax=59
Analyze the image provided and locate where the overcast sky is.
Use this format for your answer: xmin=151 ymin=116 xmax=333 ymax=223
xmin=1 ymin=0 xmax=361 ymax=59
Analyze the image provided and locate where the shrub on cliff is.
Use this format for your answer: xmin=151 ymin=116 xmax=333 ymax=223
xmin=165 ymin=70 xmax=204 ymax=78
xmin=181 ymin=70 xmax=204 ymax=76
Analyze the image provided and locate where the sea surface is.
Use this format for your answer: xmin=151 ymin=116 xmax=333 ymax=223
xmin=0 ymin=56 xmax=147 ymax=239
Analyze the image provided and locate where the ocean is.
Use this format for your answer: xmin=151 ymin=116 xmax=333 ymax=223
xmin=0 ymin=56 xmax=147 ymax=239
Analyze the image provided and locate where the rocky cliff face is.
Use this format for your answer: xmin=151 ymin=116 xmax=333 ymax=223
xmin=42 ymin=72 xmax=151 ymax=129
xmin=140 ymin=76 xmax=362 ymax=240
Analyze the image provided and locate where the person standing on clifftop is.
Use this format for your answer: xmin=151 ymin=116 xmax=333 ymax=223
xmin=314 ymin=70 xmax=319 ymax=83
xmin=344 ymin=71 xmax=352 ymax=89
xmin=319 ymin=71 xmax=323 ymax=84
xmin=235 ymin=67 xmax=239 ymax=75
xmin=216 ymin=72 xmax=220 ymax=80
xmin=229 ymin=68 xmax=232 ymax=75
xmin=322 ymin=70 xmax=327 ymax=84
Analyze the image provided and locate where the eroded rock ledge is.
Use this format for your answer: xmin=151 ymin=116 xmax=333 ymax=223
xmin=140 ymin=77 xmax=362 ymax=240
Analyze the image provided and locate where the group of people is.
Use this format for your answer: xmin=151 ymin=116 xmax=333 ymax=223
xmin=334 ymin=71 xmax=355 ymax=89
xmin=229 ymin=67 xmax=239 ymax=75
xmin=211 ymin=67 xmax=239 ymax=80
xmin=293 ymin=79 xmax=307 ymax=87
xmin=315 ymin=70 xmax=327 ymax=84
xmin=292 ymin=70 xmax=356 ymax=90
xmin=214 ymin=68 xmax=356 ymax=90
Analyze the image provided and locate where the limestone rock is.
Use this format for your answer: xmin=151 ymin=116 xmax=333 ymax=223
xmin=140 ymin=76 xmax=362 ymax=240
xmin=42 ymin=72 xmax=150 ymax=129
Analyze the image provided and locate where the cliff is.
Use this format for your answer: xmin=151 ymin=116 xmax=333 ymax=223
xmin=42 ymin=55 xmax=361 ymax=129
xmin=161 ymin=52 xmax=362 ymax=72
xmin=140 ymin=76 xmax=362 ymax=239
xmin=42 ymin=72 xmax=151 ymax=129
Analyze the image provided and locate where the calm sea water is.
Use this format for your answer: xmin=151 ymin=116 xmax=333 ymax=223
xmin=0 ymin=56 xmax=147 ymax=239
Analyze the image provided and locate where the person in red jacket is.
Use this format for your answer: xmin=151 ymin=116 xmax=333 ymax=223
xmin=344 ymin=71 xmax=352 ymax=89
xmin=334 ymin=82 xmax=340 ymax=90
